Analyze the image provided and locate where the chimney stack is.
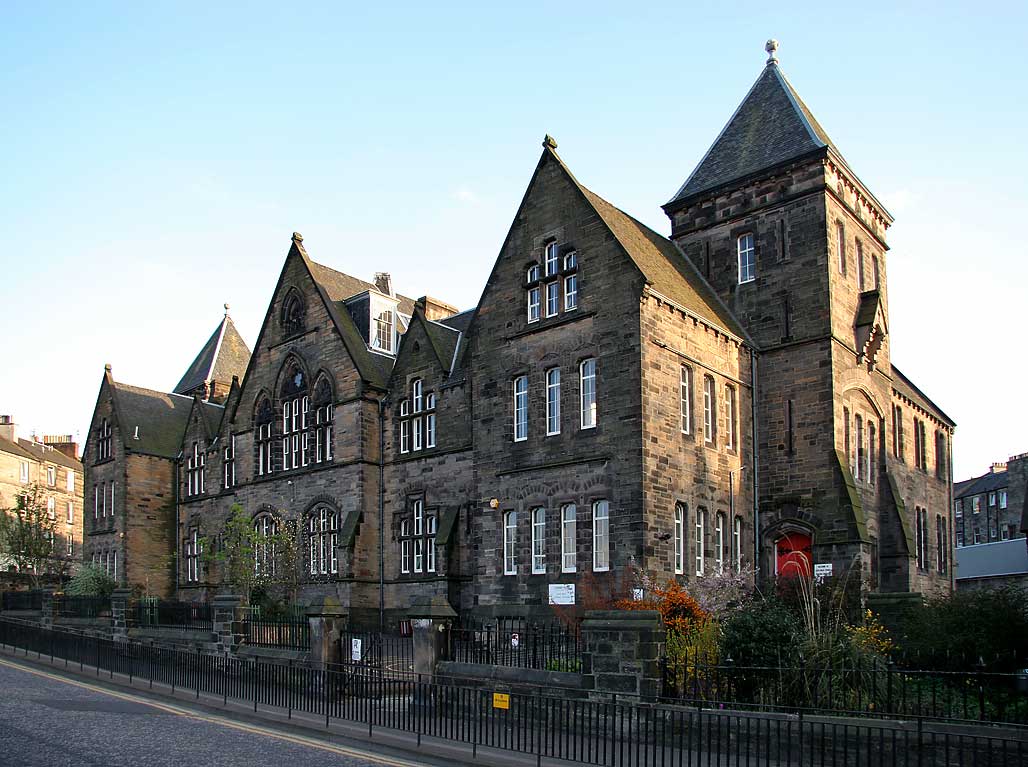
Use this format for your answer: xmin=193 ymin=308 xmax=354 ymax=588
xmin=374 ymin=272 xmax=394 ymax=297
xmin=0 ymin=415 xmax=15 ymax=443
xmin=43 ymin=434 xmax=79 ymax=461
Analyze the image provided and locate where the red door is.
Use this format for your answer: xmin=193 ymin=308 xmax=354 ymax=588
xmin=775 ymin=532 xmax=812 ymax=578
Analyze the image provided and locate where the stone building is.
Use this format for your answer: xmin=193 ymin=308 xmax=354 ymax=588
xmin=81 ymin=311 xmax=250 ymax=595
xmin=84 ymin=44 xmax=954 ymax=624
xmin=953 ymin=454 xmax=1027 ymax=547
xmin=0 ymin=415 xmax=84 ymax=577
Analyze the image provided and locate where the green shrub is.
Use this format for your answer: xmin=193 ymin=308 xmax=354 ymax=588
xmin=721 ymin=596 xmax=801 ymax=667
xmin=64 ymin=565 xmax=116 ymax=598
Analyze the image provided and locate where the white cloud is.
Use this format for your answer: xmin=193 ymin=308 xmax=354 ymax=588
xmin=452 ymin=185 xmax=480 ymax=205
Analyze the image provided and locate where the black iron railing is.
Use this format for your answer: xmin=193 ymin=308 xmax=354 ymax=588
xmin=661 ymin=649 xmax=1028 ymax=725
xmin=243 ymin=615 xmax=310 ymax=649
xmin=0 ymin=617 xmax=1024 ymax=767
xmin=134 ymin=600 xmax=213 ymax=631
xmin=1 ymin=591 xmax=44 ymax=611
xmin=339 ymin=630 xmax=413 ymax=673
xmin=449 ymin=618 xmax=582 ymax=671
xmin=53 ymin=596 xmax=109 ymax=619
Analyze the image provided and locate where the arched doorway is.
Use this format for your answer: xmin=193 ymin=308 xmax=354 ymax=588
xmin=775 ymin=531 xmax=812 ymax=578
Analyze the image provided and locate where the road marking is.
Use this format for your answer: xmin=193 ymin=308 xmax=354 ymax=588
xmin=0 ymin=656 xmax=430 ymax=767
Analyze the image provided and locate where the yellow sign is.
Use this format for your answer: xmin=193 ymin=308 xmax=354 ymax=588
xmin=492 ymin=692 xmax=510 ymax=710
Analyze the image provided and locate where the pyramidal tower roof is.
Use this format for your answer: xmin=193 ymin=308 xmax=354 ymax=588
xmin=173 ymin=306 xmax=251 ymax=396
xmin=667 ymin=40 xmax=849 ymax=206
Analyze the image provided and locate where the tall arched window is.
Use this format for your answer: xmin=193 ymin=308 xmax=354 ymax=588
xmin=280 ymin=364 xmax=309 ymax=470
xmin=308 ymin=506 xmax=339 ymax=575
xmin=673 ymin=503 xmax=686 ymax=575
xmin=313 ymin=377 xmax=334 ymax=464
xmin=255 ymin=398 xmax=275 ymax=476
xmin=253 ymin=514 xmax=278 ymax=576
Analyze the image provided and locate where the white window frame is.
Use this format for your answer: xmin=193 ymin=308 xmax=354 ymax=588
xmin=673 ymin=504 xmax=685 ymax=574
xmin=592 ymin=500 xmax=609 ymax=572
xmin=988 ymin=492 xmax=996 ymax=507
xmin=66 ymin=469 xmax=75 ymax=492
xmin=527 ymin=286 xmax=541 ymax=323
xmin=426 ymin=411 xmax=436 ymax=448
xmin=19 ymin=461 xmax=29 ymax=483
xmin=732 ymin=516 xmax=742 ymax=572
xmin=546 ymin=367 xmax=561 ymax=436
xmin=680 ymin=365 xmax=692 ymax=434
xmin=737 ymin=233 xmax=755 ymax=284
xmin=47 ymin=496 xmax=56 ymax=520
xmin=413 ymin=417 xmax=423 ymax=451
xmin=999 ymin=490 xmax=1008 ymax=509
xmin=695 ymin=509 xmax=706 ymax=576
xmin=531 ymin=507 xmax=546 ymax=574
xmin=426 ymin=514 xmax=436 ymax=573
xmin=580 ymin=359 xmax=597 ymax=430
xmin=412 ymin=379 xmax=423 ymax=413
xmin=503 ymin=511 xmax=517 ymax=575
xmin=545 ymin=241 xmax=559 ymax=276
xmin=714 ymin=512 xmax=725 ymax=573
xmin=561 ymin=504 xmax=577 ymax=573
xmin=564 ymin=273 xmax=578 ymax=311
xmin=725 ymin=384 xmax=737 ymax=451
xmin=703 ymin=376 xmax=715 ymax=445
xmin=47 ymin=466 xmax=56 ymax=486
xmin=545 ymin=281 xmax=560 ymax=317
xmin=66 ymin=501 xmax=74 ymax=524
xmin=513 ymin=376 xmax=528 ymax=442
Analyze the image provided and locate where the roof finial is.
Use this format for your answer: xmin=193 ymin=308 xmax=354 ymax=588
xmin=765 ymin=39 xmax=779 ymax=66
xmin=542 ymin=134 xmax=558 ymax=150
xmin=224 ymin=303 xmax=230 ymax=317
xmin=292 ymin=231 xmax=303 ymax=244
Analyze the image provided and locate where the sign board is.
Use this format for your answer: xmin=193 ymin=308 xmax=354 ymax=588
xmin=510 ymin=632 xmax=520 ymax=649
xmin=492 ymin=692 xmax=510 ymax=710
xmin=351 ymin=638 xmax=362 ymax=662
xmin=548 ymin=583 xmax=576 ymax=605
xmin=632 ymin=588 xmax=644 ymax=602
xmin=813 ymin=563 xmax=833 ymax=580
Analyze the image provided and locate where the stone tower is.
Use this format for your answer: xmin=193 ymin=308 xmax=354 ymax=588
xmin=663 ymin=41 xmax=952 ymax=596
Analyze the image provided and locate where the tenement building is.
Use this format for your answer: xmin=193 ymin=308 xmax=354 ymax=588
xmin=84 ymin=43 xmax=955 ymax=625
xmin=953 ymin=454 xmax=1027 ymax=547
xmin=0 ymin=415 xmax=84 ymax=577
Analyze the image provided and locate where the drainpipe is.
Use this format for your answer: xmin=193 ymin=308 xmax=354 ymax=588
xmin=378 ymin=397 xmax=386 ymax=633
xmin=174 ymin=451 xmax=181 ymax=595
xmin=750 ymin=351 xmax=760 ymax=576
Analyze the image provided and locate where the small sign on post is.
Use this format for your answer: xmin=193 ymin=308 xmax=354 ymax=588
xmin=492 ymin=692 xmax=510 ymax=710
xmin=548 ymin=584 xmax=576 ymax=605
xmin=813 ymin=563 xmax=833 ymax=581
xmin=351 ymin=637 xmax=362 ymax=662
xmin=510 ymin=632 xmax=520 ymax=649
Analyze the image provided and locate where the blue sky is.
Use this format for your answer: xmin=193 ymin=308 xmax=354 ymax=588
xmin=2 ymin=1 xmax=1024 ymax=479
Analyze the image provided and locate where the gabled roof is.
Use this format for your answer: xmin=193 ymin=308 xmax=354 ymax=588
xmin=174 ymin=313 xmax=251 ymax=396
xmin=891 ymin=365 xmax=956 ymax=428
xmin=0 ymin=435 xmax=39 ymax=463
xmin=15 ymin=438 xmax=82 ymax=471
xmin=307 ymin=260 xmax=417 ymax=316
xmin=953 ymin=469 xmax=1008 ymax=500
xmin=548 ymin=145 xmax=750 ymax=342
xmin=667 ymin=60 xmax=841 ymax=206
xmin=111 ymin=381 xmax=193 ymax=458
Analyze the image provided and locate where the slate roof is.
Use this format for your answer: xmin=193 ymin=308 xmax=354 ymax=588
xmin=111 ymin=381 xmax=193 ymax=458
xmin=891 ymin=365 xmax=956 ymax=427
xmin=174 ymin=314 xmax=251 ymax=396
xmin=550 ymin=148 xmax=749 ymax=341
xmin=15 ymin=438 xmax=82 ymax=471
xmin=423 ymin=318 xmax=461 ymax=373
xmin=953 ymin=469 xmax=1008 ymax=501
xmin=307 ymin=260 xmax=417 ymax=316
xmin=0 ymin=435 xmax=40 ymax=463
xmin=437 ymin=308 xmax=475 ymax=334
xmin=667 ymin=61 xmax=844 ymax=206
xmin=855 ymin=290 xmax=884 ymax=328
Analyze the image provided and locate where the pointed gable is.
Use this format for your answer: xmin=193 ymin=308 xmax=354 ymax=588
xmin=667 ymin=60 xmax=842 ymax=205
xmin=174 ymin=313 xmax=251 ymax=397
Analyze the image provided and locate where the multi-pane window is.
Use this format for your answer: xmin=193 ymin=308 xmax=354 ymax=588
xmin=564 ymin=258 xmax=578 ymax=311
xmin=695 ymin=508 xmax=707 ymax=576
xmin=680 ymin=365 xmax=693 ymax=434
xmin=836 ymin=221 xmax=846 ymax=274
xmin=854 ymin=415 xmax=864 ymax=481
xmin=732 ymin=516 xmax=742 ymax=572
xmin=503 ymin=511 xmax=517 ymax=575
xmin=545 ymin=241 xmax=560 ymax=276
xmin=954 ymin=499 xmax=963 ymax=518
xmin=413 ymin=501 xmax=424 ymax=572
xmin=254 ymin=515 xmax=278 ymax=576
xmin=546 ymin=281 xmax=560 ymax=317
xmin=702 ymin=376 xmax=715 ymax=445
xmin=19 ymin=461 xmax=29 ymax=483
xmin=527 ymin=264 xmax=541 ymax=323
xmin=47 ymin=497 xmax=55 ymax=520
xmin=46 ymin=466 xmax=56 ymax=486
xmin=513 ymin=376 xmax=529 ymax=441
xmin=867 ymin=423 xmax=876 ymax=485
xmin=972 ymin=496 xmax=981 ymax=513
xmin=66 ymin=501 xmax=74 ymax=524
xmin=400 ymin=520 xmax=411 ymax=574
xmin=531 ymin=507 xmax=546 ymax=574
xmin=399 ymin=380 xmax=435 ymax=453
xmin=223 ymin=434 xmax=236 ymax=489
xmin=373 ymin=309 xmax=395 ymax=353
xmin=580 ymin=359 xmax=597 ymax=429
xmin=934 ymin=431 xmax=946 ymax=479
xmin=282 ymin=395 xmax=309 ymax=470
xmin=97 ymin=418 xmax=112 ymax=461
xmin=856 ymin=240 xmax=865 ymax=290
xmin=593 ymin=500 xmax=609 ymax=572
xmin=914 ymin=507 xmax=928 ymax=572
xmin=892 ymin=405 xmax=904 ymax=460
xmin=561 ymin=504 xmax=577 ymax=572
xmin=714 ymin=512 xmax=726 ymax=572
xmin=988 ymin=492 xmax=996 ymax=507
xmin=314 ymin=379 xmax=335 ymax=463
xmin=426 ymin=514 xmax=437 ymax=572
xmin=673 ymin=504 xmax=685 ymax=574
xmin=66 ymin=469 xmax=75 ymax=492
xmin=999 ymin=490 xmax=1008 ymax=509
xmin=914 ymin=419 xmax=928 ymax=472
xmin=255 ymin=399 xmax=275 ymax=476
xmin=399 ymin=500 xmax=435 ymax=575
xmin=725 ymin=385 xmax=737 ymax=451
xmin=186 ymin=442 xmax=205 ymax=497
xmin=936 ymin=514 xmax=947 ymax=574
xmin=530 ymin=244 xmax=579 ymax=320
xmin=737 ymin=233 xmax=755 ymax=284
xmin=185 ymin=528 xmax=201 ymax=583
xmin=66 ymin=535 xmax=74 ymax=557
xmin=546 ymin=368 xmax=561 ymax=435
xmin=308 ymin=506 xmax=339 ymax=575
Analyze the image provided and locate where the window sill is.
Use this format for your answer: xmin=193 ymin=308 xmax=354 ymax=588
xmin=507 ymin=310 xmax=596 ymax=342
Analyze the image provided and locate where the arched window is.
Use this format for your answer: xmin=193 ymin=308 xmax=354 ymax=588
xmin=673 ymin=503 xmax=686 ymax=575
xmin=308 ymin=506 xmax=339 ymax=575
xmin=281 ymin=291 xmax=306 ymax=335
xmin=280 ymin=364 xmax=309 ymax=470
xmin=255 ymin=398 xmax=275 ymax=476
xmin=714 ymin=511 xmax=726 ymax=572
xmin=97 ymin=417 xmax=112 ymax=461
xmin=313 ymin=378 xmax=334 ymax=464
xmin=253 ymin=514 xmax=278 ymax=576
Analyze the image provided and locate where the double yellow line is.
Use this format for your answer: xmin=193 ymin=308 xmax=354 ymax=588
xmin=0 ymin=656 xmax=430 ymax=767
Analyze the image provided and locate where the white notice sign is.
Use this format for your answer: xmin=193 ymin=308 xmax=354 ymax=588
xmin=813 ymin=563 xmax=833 ymax=580
xmin=548 ymin=584 xmax=576 ymax=605
xmin=351 ymin=638 xmax=362 ymax=662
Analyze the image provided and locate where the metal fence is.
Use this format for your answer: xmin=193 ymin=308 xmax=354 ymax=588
xmin=243 ymin=616 xmax=310 ymax=649
xmin=449 ymin=617 xmax=582 ymax=671
xmin=53 ymin=596 xmax=110 ymax=619
xmin=662 ymin=651 xmax=1028 ymax=725
xmin=134 ymin=600 xmax=213 ymax=631
xmin=0 ymin=617 xmax=1024 ymax=767
xmin=340 ymin=630 xmax=413 ymax=674
xmin=1 ymin=591 xmax=44 ymax=611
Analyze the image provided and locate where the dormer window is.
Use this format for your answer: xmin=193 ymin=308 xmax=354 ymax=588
xmin=373 ymin=309 xmax=394 ymax=353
